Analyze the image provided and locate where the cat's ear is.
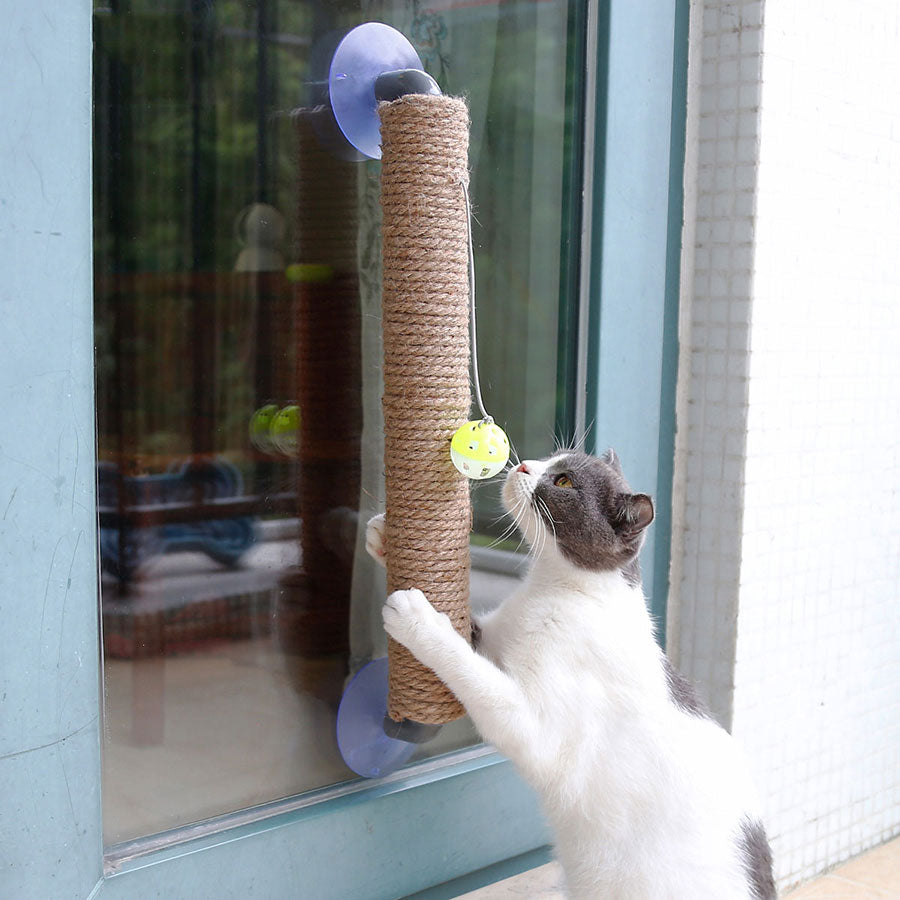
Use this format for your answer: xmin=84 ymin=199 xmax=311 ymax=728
xmin=616 ymin=493 xmax=654 ymax=536
xmin=603 ymin=447 xmax=623 ymax=475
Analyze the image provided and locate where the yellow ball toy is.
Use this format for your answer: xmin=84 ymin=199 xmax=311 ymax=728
xmin=450 ymin=420 xmax=510 ymax=480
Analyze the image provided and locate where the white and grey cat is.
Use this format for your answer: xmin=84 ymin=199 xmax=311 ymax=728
xmin=367 ymin=449 xmax=775 ymax=900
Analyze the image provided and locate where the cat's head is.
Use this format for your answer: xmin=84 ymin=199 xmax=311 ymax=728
xmin=502 ymin=449 xmax=654 ymax=577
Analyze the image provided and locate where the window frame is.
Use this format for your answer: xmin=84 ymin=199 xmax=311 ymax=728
xmin=0 ymin=0 xmax=687 ymax=896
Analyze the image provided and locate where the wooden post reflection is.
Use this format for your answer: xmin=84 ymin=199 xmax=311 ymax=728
xmin=275 ymin=110 xmax=362 ymax=707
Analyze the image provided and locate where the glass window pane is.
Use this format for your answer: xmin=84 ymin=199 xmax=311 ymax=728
xmin=94 ymin=0 xmax=582 ymax=845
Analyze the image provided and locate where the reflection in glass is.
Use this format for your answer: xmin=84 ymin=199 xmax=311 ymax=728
xmin=94 ymin=0 xmax=582 ymax=845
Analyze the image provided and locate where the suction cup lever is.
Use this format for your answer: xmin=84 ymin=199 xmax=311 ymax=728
xmin=337 ymin=656 xmax=445 ymax=778
xmin=327 ymin=22 xmax=441 ymax=160
xmin=374 ymin=69 xmax=441 ymax=103
xmin=382 ymin=714 xmax=442 ymax=744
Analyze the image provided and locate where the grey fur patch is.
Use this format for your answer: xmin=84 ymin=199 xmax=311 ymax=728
xmin=738 ymin=818 xmax=776 ymax=900
xmin=621 ymin=555 xmax=643 ymax=589
xmin=531 ymin=451 xmax=654 ymax=577
xmin=662 ymin=657 xmax=711 ymax=718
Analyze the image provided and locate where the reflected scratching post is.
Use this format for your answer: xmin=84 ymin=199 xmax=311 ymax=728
xmin=379 ymin=94 xmax=472 ymax=726
xmin=277 ymin=109 xmax=361 ymax=699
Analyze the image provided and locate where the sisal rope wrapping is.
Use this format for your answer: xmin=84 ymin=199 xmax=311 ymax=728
xmin=380 ymin=94 xmax=472 ymax=725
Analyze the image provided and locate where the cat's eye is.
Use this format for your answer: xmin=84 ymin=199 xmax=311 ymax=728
xmin=553 ymin=473 xmax=574 ymax=488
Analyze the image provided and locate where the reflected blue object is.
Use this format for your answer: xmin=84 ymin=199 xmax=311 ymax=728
xmin=97 ymin=458 xmax=256 ymax=581
xmin=328 ymin=22 xmax=427 ymax=160
xmin=337 ymin=657 xmax=417 ymax=778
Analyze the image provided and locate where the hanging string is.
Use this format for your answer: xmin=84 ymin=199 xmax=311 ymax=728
xmin=461 ymin=180 xmax=491 ymax=424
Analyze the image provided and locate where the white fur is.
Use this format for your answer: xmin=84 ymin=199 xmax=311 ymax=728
xmin=370 ymin=457 xmax=764 ymax=899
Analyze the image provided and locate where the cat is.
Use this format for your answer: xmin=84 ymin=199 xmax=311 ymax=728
xmin=366 ymin=448 xmax=775 ymax=900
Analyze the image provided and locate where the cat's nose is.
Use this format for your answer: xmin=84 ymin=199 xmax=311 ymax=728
xmin=516 ymin=463 xmax=531 ymax=474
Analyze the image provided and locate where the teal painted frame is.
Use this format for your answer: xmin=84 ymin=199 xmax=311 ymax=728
xmin=0 ymin=1 xmax=687 ymax=897
xmin=584 ymin=0 xmax=689 ymax=640
xmin=99 ymin=751 xmax=547 ymax=899
xmin=0 ymin=4 xmax=104 ymax=900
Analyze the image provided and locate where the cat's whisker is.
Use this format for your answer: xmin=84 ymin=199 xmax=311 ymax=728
xmin=542 ymin=497 xmax=557 ymax=529
xmin=490 ymin=492 xmax=528 ymax=549
xmin=508 ymin=497 xmax=533 ymax=555
xmin=528 ymin=526 xmax=541 ymax=560
xmin=537 ymin=497 xmax=557 ymax=544
xmin=484 ymin=533 xmax=513 ymax=552
xmin=513 ymin=531 xmax=530 ymax=556
xmin=485 ymin=507 xmax=524 ymax=550
xmin=535 ymin=520 xmax=548 ymax=560
xmin=506 ymin=515 xmax=528 ymax=555
xmin=555 ymin=434 xmax=578 ymax=458
xmin=486 ymin=505 xmax=513 ymax=528
xmin=361 ymin=486 xmax=385 ymax=504
xmin=526 ymin=506 xmax=546 ymax=561
xmin=546 ymin=427 xmax=562 ymax=456
xmin=483 ymin=531 xmax=513 ymax=552
xmin=486 ymin=517 xmax=515 ymax=539
xmin=578 ymin=417 xmax=596 ymax=453
xmin=513 ymin=501 xmax=531 ymax=545
xmin=539 ymin=510 xmax=556 ymax=553
xmin=552 ymin=431 xmax=567 ymax=457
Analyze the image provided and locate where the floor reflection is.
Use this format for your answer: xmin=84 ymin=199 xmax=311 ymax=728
xmin=100 ymin=525 xmax=500 ymax=844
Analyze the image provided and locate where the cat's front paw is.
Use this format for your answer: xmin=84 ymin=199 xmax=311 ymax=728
xmin=383 ymin=588 xmax=452 ymax=654
xmin=365 ymin=514 xmax=386 ymax=567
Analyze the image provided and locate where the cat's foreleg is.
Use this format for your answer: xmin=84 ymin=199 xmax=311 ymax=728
xmin=383 ymin=589 xmax=551 ymax=768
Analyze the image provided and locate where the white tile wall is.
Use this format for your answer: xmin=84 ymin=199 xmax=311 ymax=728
xmin=734 ymin=0 xmax=900 ymax=888
xmin=673 ymin=0 xmax=900 ymax=891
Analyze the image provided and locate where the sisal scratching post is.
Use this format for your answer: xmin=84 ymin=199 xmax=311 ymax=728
xmin=380 ymin=93 xmax=472 ymax=725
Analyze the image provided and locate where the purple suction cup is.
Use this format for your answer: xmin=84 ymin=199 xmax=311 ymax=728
xmin=328 ymin=22 xmax=440 ymax=160
xmin=337 ymin=657 xmax=417 ymax=778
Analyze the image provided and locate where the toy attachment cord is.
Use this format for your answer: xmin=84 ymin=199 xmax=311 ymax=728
xmin=462 ymin=179 xmax=491 ymax=425
xmin=379 ymin=92 xmax=473 ymax=725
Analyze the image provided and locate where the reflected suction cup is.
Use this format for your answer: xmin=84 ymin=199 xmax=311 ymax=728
xmin=328 ymin=22 xmax=440 ymax=159
xmin=337 ymin=656 xmax=442 ymax=778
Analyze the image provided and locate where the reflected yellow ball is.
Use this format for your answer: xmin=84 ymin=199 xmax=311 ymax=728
xmin=270 ymin=405 xmax=301 ymax=457
xmin=249 ymin=404 xmax=279 ymax=454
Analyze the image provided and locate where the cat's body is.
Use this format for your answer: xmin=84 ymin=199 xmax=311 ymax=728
xmin=370 ymin=450 xmax=775 ymax=899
